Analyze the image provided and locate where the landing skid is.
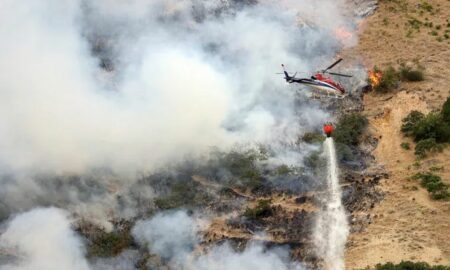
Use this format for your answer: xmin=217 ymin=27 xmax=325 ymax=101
xmin=310 ymin=92 xmax=346 ymax=100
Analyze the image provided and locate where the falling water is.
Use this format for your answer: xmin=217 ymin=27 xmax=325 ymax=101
xmin=313 ymin=137 xmax=349 ymax=270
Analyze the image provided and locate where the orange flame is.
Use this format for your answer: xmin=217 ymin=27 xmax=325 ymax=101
xmin=334 ymin=27 xmax=353 ymax=40
xmin=368 ymin=70 xmax=383 ymax=88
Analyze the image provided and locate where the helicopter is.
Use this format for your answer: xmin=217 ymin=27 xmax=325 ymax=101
xmin=280 ymin=58 xmax=352 ymax=98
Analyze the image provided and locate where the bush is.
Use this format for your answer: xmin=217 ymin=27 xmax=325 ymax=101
xmin=301 ymin=132 xmax=325 ymax=144
xmin=400 ymin=142 xmax=410 ymax=150
xmin=304 ymin=150 xmax=325 ymax=170
xmin=244 ymin=199 xmax=273 ymax=219
xmin=441 ymin=97 xmax=450 ymax=124
xmin=399 ymin=64 xmax=424 ymax=81
xmin=412 ymin=172 xmax=449 ymax=200
xmin=402 ymin=101 xmax=450 ymax=158
xmin=375 ymin=261 xmax=450 ymax=270
xmin=275 ymin=164 xmax=292 ymax=176
xmin=88 ymin=231 xmax=133 ymax=257
xmin=154 ymin=181 xmax=212 ymax=210
xmin=333 ymin=113 xmax=368 ymax=146
xmin=401 ymin=110 xmax=425 ymax=136
xmin=374 ymin=66 xmax=400 ymax=93
xmin=414 ymin=138 xmax=443 ymax=158
xmin=413 ymin=113 xmax=450 ymax=143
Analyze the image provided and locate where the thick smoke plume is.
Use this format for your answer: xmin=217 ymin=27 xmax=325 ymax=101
xmin=0 ymin=209 xmax=306 ymax=269
xmin=0 ymin=208 xmax=90 ymax=270
xmin=0 ymin=0 xmax=355 ymax=176
xmin=133 ymin=210 xmax=305 ymax=270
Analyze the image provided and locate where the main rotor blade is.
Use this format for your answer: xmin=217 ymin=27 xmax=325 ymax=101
xmin=324 ymin=58 xmax=343 ymax=71
xmin=327 ymin=71 xmax=352 ymax=78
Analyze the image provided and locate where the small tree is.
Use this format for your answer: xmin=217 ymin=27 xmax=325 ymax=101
xmin=333 ymin=113 xmax=368 ymax=146
xmin=415 ymin=138 xmax=443 ymax=158
xmin=413 ymin=113 xmax=450 ymax=143
xmin=401 ymin=110 xmax=425 ymax=136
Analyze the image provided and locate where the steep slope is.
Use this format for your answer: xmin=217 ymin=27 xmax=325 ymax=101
xmin=343 ymin=0 xmax=450 ymax=268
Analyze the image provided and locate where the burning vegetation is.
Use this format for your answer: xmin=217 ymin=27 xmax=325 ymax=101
xmin=367 ymin=64 xmax=424 ymax=93
xmin=368 ymin=69 xmax=383 ymax=89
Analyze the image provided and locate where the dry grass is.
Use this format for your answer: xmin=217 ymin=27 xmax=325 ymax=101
xmin=342 ymin=1 xmax=450 ymax=266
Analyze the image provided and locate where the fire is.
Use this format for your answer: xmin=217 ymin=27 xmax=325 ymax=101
xmin=334 ymin=27 xmax=355 ymax=46
xmin=334 ymin=27 xmax=353 ymax=40
xmin=368 ymin=70 xmax=383 ymax=88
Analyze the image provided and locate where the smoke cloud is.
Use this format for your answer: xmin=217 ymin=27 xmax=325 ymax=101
xmin=0 ymin=208 xmax=90 ymax=270
xmin=132 ymin=210 xmax=200 ymax=262
xmin=0 ymin=0 xmax=356 ymax=177
xmin=132 ymin=210 xmax=305 ymax=270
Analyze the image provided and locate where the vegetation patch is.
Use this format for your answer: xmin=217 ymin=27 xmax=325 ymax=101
xmin=401 ymin=98 xmax=450 ymax=158
xmin=374 ymin=261 xmax=450 ymax=270
xmin=400 ymin=142 xmax=410 ymax=150
xmin=301 ymin=132 xmax=325 ymax=144
xmin=399 ymin=64 xmax=424 ymax=82
xmin=274 ymin=164 xmax=293 ymax=176
xmin=244 ymin=199 xmax=273 ymax=219
xmin=88 ymin=229 xmax=134 ymax=257
xmin=333 ymin=113 xmax=368 ymax=146
xmin=414 ymin=138 xmax=443 ymax=158
xmin=401 ymin=110 xmax=425 ymax=136
xmin=155 ymin=181 xmax=212 ymax=210
xmin=372 ymin=66 xmax=400 ymax=93
xmin=411 ymin=172 xmax=450 ymax=200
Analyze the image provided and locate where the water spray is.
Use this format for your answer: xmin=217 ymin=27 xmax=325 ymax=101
xmin=313 ymin=136 xmax=349 ymax=270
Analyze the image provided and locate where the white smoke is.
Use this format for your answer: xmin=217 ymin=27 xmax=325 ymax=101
xmin=0 ymin=208 xmax=90 ymax=270
xmin=0 ymin=0 xmax=356 ymax=177
xmin=132 ymin=210 xmax=200 ymax=262
xmin=132 ymin=210 xmax=305 ymax=270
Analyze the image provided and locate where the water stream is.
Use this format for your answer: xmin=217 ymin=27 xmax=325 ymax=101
xmin=313 ymin=137 xmax=349 ymax=270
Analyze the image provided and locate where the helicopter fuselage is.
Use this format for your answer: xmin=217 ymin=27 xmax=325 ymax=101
xmin=286 ymin=73 xmax=345 ymax=96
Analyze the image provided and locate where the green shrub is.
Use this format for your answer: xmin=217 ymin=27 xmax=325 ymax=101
xmin=275 ymin=164 xmax=292 ymax=176
xmin=335 ymin=143 xmax=355 ymax=162
xmin=401 ymin=110 xmax=425 ymax=136
xmin=333 ymin=113 xmax=368 ymax=146
xmin=400 ymin=142 xmax=410 ymax=150
xmin=301 ymin=132 xmax=325 ymax=144
xmin=431 ymin=189 xmax=450 ymax=200
xmin=375 ymin=261 xmax=450 ymax=270
xmin=304 ymin=151 xmax=325 ymax=169
xmin=418 ymin=2 xmax=433 ymax=12
xmin=154 ymin=181 xmax=212 ymax=210
xmin=441 ymin=97 xmax=450 ymax=124
xmin=244 ymin=199 xmax=273 ymax=219
xmin=413 ymin=113 xmax=450 ymax=143
xmin=399 ymin=65 xmax=424 ymax=81
xmin=414 ymin=138 xmax=443 ymax=158
xmin=412 ymin=172 xmax=449 ymax=200
xmin=402 ymin=102 xmax=450 ymax=158
xmin=221 ymin=149 xmax=265 ymax=185
xmin=373 ymin=66 xmax=400 ymax=93
xmin=88 ymin=231 xmax=133 ymax=257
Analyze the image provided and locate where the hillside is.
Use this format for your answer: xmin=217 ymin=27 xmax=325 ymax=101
xmin=343 ymin=0 xmax=450 ymax=268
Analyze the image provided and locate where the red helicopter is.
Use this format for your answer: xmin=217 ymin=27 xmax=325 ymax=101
xmin=280 ymin=59 xmax=352 ymax=98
